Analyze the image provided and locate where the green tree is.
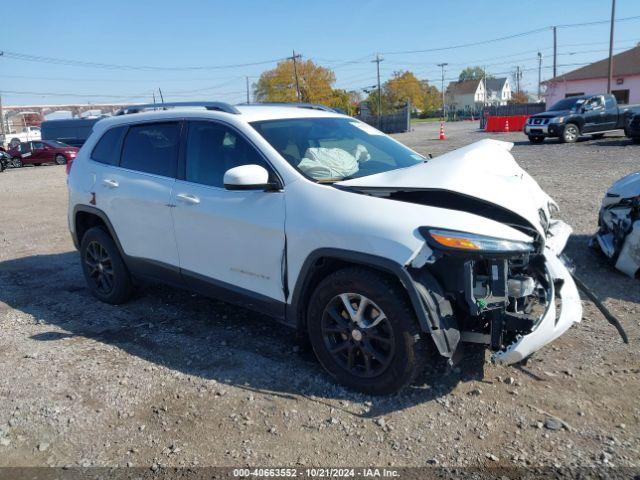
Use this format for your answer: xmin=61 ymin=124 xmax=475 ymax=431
xmin=458 ymin=66 xmax=494 ymax=82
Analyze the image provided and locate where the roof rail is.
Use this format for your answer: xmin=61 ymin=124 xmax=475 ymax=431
xmin=115 ymin=101 xmax=241 ymax=116
xmin=240 ymin=102 xmax=338 ymax=113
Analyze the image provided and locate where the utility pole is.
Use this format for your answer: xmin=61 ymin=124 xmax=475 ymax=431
xmin=437 ymin=63 xmax=447 ymax=120
xmin=537 ymin=52 xmax=543 ymax=100
xmin=0 ymin=94 xmax=4 ymax=136
xmin=288 ymin=50 xmax=302 ymax=101
xmin=607 ymin=0 xmax=616 ymax=93
xmin=552 ymin=26 xmax=557 ymax=78
xmin=515 ymin=65 xmax=522 ymax=95
xmin=245 ymin=76 xmax=251 ymax=104
xmin=0 ymin=52 xmax=4 ymax=135
xmin=158 ymin=88 xmax=165 ymax=104
xmin=372 ymin=53 xmax=383 ymax=129
xmin=483 ymin=66 xmax=487 ymax=106
xmin=152 ymin=91 xmax=156 ymax=104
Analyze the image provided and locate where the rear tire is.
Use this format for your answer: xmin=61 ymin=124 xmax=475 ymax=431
xmin=307 ymin=267 xmax=428 ymax=395
xmin=80 ymin=227 xmax=133 ymax=305
xmin=528 ymin=135 xmax=544 ymax=144
xmin=560 ymin=123 xmax=579 ymax=143
xmin=55 ymin=154 xmax=66 ymax=165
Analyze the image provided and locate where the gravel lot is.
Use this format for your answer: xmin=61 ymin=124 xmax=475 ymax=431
xmin=0 ymin=121 xmax=638 ymax=472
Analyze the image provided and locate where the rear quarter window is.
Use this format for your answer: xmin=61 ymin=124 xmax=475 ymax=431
xmin=91 ymin=126 xmax=127 ymax=165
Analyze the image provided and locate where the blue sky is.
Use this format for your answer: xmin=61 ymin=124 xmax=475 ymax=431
xmin=2 ymin=0 xmax=640 ymax=105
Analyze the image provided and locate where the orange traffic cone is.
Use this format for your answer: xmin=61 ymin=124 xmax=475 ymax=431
xmin=439 ymin=122 xmax=446 ymax=140
xmin=504 ymin=119 xmax=510 ymax=133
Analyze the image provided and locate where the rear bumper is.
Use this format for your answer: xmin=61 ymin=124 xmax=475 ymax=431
xmin=492 ymin=249 xmax=582 ymax=364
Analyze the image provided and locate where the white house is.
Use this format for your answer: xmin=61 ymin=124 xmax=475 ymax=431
xmin=543 ymin=45 xmax=640 ymax=106
xmin=445 ymin=77 xmax=511 ymax=110
xmin=485 ymin=78 xmax=511 ymax=105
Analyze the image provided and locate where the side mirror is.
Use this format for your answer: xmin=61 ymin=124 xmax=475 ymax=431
xmin=223 ymin=164 xmax=277 ymax=191
xmin=582 ymin=103 xmax=592 ymax=112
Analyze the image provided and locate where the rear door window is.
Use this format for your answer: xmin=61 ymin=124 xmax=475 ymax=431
xmin=121 ymin=122 xmax=180 ymax=177
xmin=91 ymin=126 xmax=126 ymax=165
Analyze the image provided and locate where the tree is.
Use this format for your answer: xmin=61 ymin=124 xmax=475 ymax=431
xmin=385 ymin=71 xmax=425 ymax=107
xmin=458 ymin=66 xmax=494 ymax=82
xmin=366 ymin=71 xmax=442 ymax=116
xmin=421 ymin=82 xmax=441 ymax=113
xmin=254 ymin=59 xmax=336 ymax=104
xmin=509 ymin=91 xmax=529 ymax=104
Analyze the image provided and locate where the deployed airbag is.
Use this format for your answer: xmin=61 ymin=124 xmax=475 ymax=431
xmin=298 ymin=146 xmax=369 ymax=180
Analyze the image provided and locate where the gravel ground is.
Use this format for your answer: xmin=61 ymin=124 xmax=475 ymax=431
xmin=0 ymin=121 xmax=638 ymax=472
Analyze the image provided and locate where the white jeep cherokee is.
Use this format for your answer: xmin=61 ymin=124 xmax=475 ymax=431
xmin=67 ymin=101 xmax=582 ymax=394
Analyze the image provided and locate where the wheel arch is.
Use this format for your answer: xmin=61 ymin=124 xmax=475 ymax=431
xmin=565 ymin=119 xmax=583 ymax=132
xmin=73 ymin=205 xmax=126 ymax=259
xmin=289 ymin=247 xmax=440 ymax=334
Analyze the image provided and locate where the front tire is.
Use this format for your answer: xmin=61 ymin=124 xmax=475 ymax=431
xmin=560 ymin=123 xmax=579 ymax=143
xmin=528 ymin=135 xmax=544 ymax=144
xmin=55 ymin=154 xmax=67 ymax=165
xmin=12 ymin=157 xmax=22 ymax=168
xmin=80 ymin=227 xmax=133 ymax=304
xmin=307 ymin=267 xmax=428 ymax=395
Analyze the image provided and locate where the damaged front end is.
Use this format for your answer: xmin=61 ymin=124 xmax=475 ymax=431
xmin=406 ymin=223 xmax=581 ymax=365
xmin=594 ymin=171 xmax=640 ymax=278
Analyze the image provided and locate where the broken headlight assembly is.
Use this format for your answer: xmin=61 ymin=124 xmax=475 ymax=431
xmin=423 ymin=228 xmax=534 ymax=254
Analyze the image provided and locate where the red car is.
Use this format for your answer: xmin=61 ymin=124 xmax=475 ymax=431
xmin=8 ymin=140 xmax=79 ymax=168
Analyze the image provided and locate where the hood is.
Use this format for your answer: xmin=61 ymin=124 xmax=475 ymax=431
xmin=337 ymin=139 xmax=555 ymax=239
xmin=606 ymin=171 xmax=640 ymax=200
xmin=531 ymin=110 xmax=572 ymax=118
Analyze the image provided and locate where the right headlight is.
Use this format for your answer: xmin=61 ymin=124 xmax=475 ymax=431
xmin=422 ymin=228 xmax=534 ymax=253
xmin=549 ymin=116 xmax=565 ymax=124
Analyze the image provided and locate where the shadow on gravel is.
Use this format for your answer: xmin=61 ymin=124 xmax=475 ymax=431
xmin=0 ymin=251 xmax=490 ymax=416
xmin=565 ymin=233 xmax=639 ymax=301
xmin=592 ymin=138 xmax=637 ymax=148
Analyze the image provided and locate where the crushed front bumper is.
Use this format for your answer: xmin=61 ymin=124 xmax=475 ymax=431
xmin=492 ymin=248 xmax=582 ymax=364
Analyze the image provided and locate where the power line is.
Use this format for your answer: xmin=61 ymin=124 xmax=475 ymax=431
xmin=383 ymin=14 xmax=640 ymax=56
xmin=0 ymin=50 xmax=288 ymax=71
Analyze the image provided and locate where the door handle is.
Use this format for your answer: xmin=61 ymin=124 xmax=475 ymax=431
xmin=176 ymin=193 xmax=200 ymax=204
xmin=103 ymin=178 xmax=119 ymax=188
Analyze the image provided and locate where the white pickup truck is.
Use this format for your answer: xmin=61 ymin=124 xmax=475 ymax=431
xmin=1 ymin=126 xmax=41 ymax=149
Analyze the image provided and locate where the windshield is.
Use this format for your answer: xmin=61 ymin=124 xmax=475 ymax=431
xmin=549 ymin=97 xmax=586 ymax=111
xmin=250 ymin=117 xmax=425 ymax=182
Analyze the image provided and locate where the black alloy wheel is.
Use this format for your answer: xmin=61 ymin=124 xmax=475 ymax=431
xmin=321 ymin=293 xmax=395 ymax=378
xmin=84 ymin=240 xmax=115 ymax=295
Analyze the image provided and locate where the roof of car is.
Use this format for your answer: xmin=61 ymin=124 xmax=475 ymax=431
xmin=93 ymin=104 xmax=345 ymax=131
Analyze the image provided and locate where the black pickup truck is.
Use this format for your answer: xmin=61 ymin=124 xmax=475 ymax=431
xmin=524 ymin=94 xmax=640 ymax=143
xmin=625 ymin=112 xmax=640 ymax=144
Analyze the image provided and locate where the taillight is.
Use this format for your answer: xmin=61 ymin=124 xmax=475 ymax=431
xmin=66 ymin=159 xmax=74 ymax=175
